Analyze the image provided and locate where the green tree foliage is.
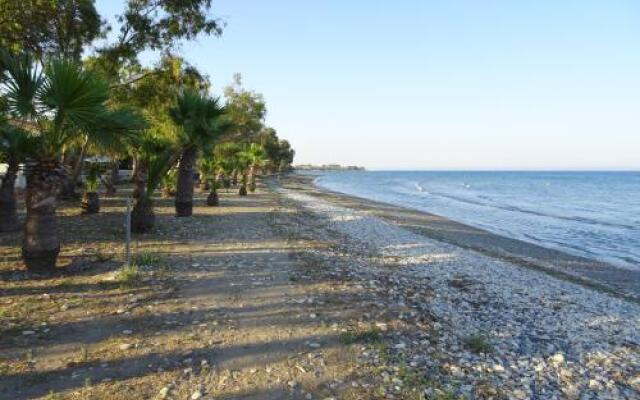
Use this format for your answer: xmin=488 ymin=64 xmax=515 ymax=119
xmin=221 ymin=74 xmax=295 ymax=171
xmin=0 ymin=49 xmax=145 ymax=270
xmin=256 ymin=128 xmax=280 ymax=159
xmin=170 ymin=89 xmax=229 ymax=216
xmin=276 ymin=139 xmax=295 ymax=171
xmin=93 ymin=55 xmax=210 ymax=196
xmin=0 ymin=0 xmax=103 ymax=60
xmin=129 ymin=132 xmax=176 ymax=233
xmin=254 ymin=127 xmax=295 ymax=172
xmin=197 ymin=157 xmax=215 ymax=187
xmin=223 ymin=73 xmax=266 ymax=142
xmin=170 ymin=90 xmax=228 ymax=153
xmin=0 ymin=117 xmax=37 ymax=232
xmin=97 ymin=0 xmax=224 ymax=76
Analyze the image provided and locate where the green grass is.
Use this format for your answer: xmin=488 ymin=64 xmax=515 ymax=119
xmin=133 ymin=252 xmax=165 ymax=266
xmin=340 ymin=328 xmax=383 ymax=345
xmin=116 ymin=265 xmax=141 ymax=288
xmin=1 ymin=297 xmax=43 ymax=321
xmin=463 ymin=334 xmax=493 ymax=354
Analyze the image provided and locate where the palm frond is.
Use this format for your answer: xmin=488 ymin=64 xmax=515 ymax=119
xmin=0 ymin=49 xmax=42 ymax=118
xmin=88 ymin=108 xmax=147 ymax=152
xmin=39 ymin=59 xmax=109 ymax=136
xmin=0 ymin=122 xmax=39 ymax=160
xmin=170 ymin=90 xmax=229 ymax=152
xmin=132 ymin=133 xmax=179 ymax=198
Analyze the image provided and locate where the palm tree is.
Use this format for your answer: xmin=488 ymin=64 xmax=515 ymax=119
xmin=0 ymin=123 xmax=34 ymax=232
xmin=169 ymin=90 xmax=229 ymax=217
xmin=59 ymin=135 xmax=89 ymax=200
xmin=197 ymin=157 xmax=215 ymax=192
xmin=216 ymin=158 xmax=232 ymax=190
xmin=0 ymin=50 xmax=143 ymax=271
xmin=235 ymin=150 xmax=251 ymax=196
xmin=199 ymin=156 xmax=219 ymax=206
xmin=161 ymin=168 xmax=178 ymax=198
xmin=240 ymin=143 xmax=268 ymax=192
xmin=80 ymin=162 xmax=100 ymax=214
xmin=214 ymin=142 xmax=241 ymax=193
xmin=130 ymin=134 xmax=176 ymax=233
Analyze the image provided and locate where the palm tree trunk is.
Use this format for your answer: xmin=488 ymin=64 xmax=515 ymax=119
xmin=175 ymin=146 xmax=198 ymax=217
xmin=131 ymin=160 xmax=145 ymax=199
xmin=248 ymin=165 xmax=257 ymax=192
xmin=22 ymin=162 xmax=64 ymax=271
xmin=207 ymin=188 xmax=219 ymax=206
xmin=131 ymin=163 xmax=155 ymax=233
xmin=130 ymin=155 xmax=139 ymax=183
xmin=238 ymin=173 xmax=248 ymax=196
xmin=0 ymin=158 xmax=20 ymax=232
xmin=104 ymin=162 xmax=118 ymax=196
xmin=60 ymin=139 xmax=87 ymax=200
xmin=81 ymin=192 xmax=100 ymax=214
xmin=231 ymin=169 xmax=238 ymax=186
xmin=132 ymin=197 xmax=155 ymax=233
xmin=222 ymin=173 xmax=231 ymax=189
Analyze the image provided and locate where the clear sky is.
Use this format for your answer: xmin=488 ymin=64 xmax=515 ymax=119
xmin=95 ymin=1 xmax=640 ymax=170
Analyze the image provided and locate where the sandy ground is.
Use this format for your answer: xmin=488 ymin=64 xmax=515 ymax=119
xmin=1 ymin=177 xmax=638 ymax=399
xmin=0 ymin=186 xmax=376 ymax=399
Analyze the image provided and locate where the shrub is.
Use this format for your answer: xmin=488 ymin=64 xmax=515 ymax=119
xmin=116 ymin=265 xmax=141 ymax=288
xmin=133 ymin=252 xmax=165 ymax=266
xmin=340 ymin=328 xmax=382 ymax=345
xmin=463 ymin=334 xmax=493 ymax=354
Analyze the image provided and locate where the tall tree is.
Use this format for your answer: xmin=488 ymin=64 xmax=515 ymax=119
xmin=0 ymin=50 xmax=144 ymax=270
xmin=97 ymin=0 xmax=224 ymax=78
xmin=88 ymin=54 xmax=209 ymax=194
xmin=214 ymin=142 xmax=240 ymax=188
xmin=223 ymin=73 xmax=266 ymax=142
xmin=276 ymin=139 xmax=295 ymax=172
xmin=239 ymin=143 xmax=268 ymax=192
xmin=0 ymin=0 xmax=103 ymax=60
xmin=256 ymin=127 xmax=283 ymax=172
xmin=170 ymin=90 xmax=229 ymax=217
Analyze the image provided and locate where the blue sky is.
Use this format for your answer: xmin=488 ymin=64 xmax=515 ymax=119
xmin=95 ymin=1 xmax=640 ymax=170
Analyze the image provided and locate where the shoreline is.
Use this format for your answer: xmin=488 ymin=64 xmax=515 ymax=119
xmin=275 ymin=176 xmax=640 ymax=398
xmin=1 ymin=181 xmax=639 ymax=399
xmin=281 ymin=173 xmax=640 ymax=303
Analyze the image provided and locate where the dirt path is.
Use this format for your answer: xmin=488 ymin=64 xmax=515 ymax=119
xmin=5 ymin=180 xmax=635 ymax=399
xmin=0 ymin=188 xmax=374 ymax=399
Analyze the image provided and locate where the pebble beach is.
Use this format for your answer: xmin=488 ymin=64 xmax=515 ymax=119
xmin=278 ymin=175 xmax=640 ymax=399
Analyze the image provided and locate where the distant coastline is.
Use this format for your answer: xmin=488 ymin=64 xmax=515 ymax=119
xmin=294 ymin=164 xmax=365 ymax=171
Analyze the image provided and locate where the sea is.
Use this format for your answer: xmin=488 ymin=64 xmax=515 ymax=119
xmin=312 ymin=171 xmax=640 ymax=270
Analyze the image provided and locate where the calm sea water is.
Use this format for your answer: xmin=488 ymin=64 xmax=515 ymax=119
xmin=313 ymin=171 xmax=640 ymax=270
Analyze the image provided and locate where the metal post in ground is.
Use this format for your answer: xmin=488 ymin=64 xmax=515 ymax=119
xmin=124 ymin=197 xmax=132 ymax=266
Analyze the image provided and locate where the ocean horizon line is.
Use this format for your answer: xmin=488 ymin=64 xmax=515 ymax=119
xmin=323 ymin=168 xmax=640 ymax=173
